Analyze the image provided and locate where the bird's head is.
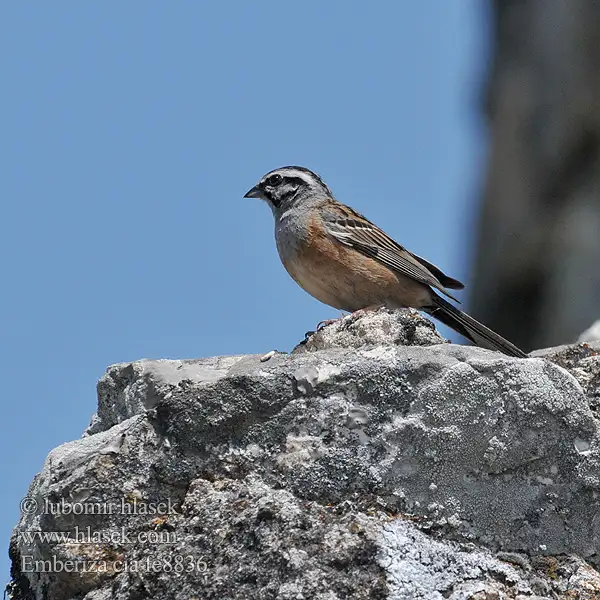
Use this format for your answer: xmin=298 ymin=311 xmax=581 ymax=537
xmin=244 ymin=166 xmax=332 ymax=214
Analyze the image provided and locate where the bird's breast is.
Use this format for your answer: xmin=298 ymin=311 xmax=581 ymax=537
xmin=275 ymin=212 xmax=432 ymax=312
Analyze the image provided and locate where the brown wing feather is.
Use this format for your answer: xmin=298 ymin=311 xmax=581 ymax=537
xmin=409 ymin=254 xmax=464 ymax=290
xmin=321 ymin=201 xmax=463 ymax=302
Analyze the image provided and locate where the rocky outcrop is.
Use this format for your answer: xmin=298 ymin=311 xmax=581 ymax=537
xmin=580 ymin=320 xmax=600 ymax=344
xmin=8 ymin=310 xmax=600 ymax=599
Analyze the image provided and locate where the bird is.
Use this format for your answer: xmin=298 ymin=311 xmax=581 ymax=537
xmin=244 ymin=166 xmax=527 ymax=358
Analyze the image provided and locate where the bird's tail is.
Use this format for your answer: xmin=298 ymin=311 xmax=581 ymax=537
xmin=423 ymin=294 xmax=527 ymax=358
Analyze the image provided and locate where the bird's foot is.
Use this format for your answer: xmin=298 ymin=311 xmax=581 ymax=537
xmin=317 ymin=306 xmax=382 ymax=330
xmin=316 ymin=311 xmax=349 ymax=330
xmin=317 ymin=318 xmax=341 ymax=330
xmin=347 ymin=304 xmax=383 ymax=322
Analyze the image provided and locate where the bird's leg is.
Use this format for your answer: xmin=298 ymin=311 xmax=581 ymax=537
xmin=347 ymin=304 xmax=383 ymax=321
xmin=317 ymin=319 xmax=338 ymax=330
xmin=317 ymin=313 xmax=346 ymax=330
xmin=317 ymin=305 xmax=382 ymax=330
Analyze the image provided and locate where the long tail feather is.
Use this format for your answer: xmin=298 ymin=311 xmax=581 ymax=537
xmin=424 ymin=294 xmax=527 ymax=358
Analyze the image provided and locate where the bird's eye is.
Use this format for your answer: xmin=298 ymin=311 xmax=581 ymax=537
xmin=266 ymin=174 xmax=283 ymax=187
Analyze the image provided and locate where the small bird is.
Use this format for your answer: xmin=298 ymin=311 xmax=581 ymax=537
xmin=245 ymin=166 xmax=526 ymax=358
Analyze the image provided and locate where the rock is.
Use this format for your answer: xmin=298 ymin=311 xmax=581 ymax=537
xmin=533 ymin=340 xmax=600 ymax=417
xmin=380 ymin=520 xmax=533 ymax=599
xmin=293 ymin=308 xmax=446 ymax=353
xmin=8 ymin=310 xmax=600 ymax=599
xmin=579 ymin=320 xmax=600 ymax=343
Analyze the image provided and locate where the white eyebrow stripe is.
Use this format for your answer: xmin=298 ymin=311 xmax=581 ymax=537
xmin=266 ymin=168 xmax=319 ymax=186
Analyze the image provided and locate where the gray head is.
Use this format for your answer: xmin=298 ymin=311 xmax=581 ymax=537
xmin=244 ymin=166 xmax=333 ymax=213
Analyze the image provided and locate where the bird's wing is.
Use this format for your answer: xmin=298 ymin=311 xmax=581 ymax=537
xmin=321 ymin=202 xmax=464 ymax=302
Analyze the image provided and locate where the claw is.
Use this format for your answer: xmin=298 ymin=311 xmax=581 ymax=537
xmin=317 ymin=319 xmax=339 ymax=330
xmin=316 ymin=307 xmax=380 ymax=331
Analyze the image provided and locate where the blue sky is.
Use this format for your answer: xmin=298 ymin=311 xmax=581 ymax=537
xmin=0 ymin=1 xmax=489 ymax=584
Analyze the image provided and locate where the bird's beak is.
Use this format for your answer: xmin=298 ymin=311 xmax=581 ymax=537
xmin=244 ymin=185 xmax=264 ymax=199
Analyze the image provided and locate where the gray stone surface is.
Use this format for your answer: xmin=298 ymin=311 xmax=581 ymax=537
xmin=292 ymin=308 xmax=446 ymax=353
xmin=8 ymin=310 xmax=600 ymax=599
xmin=580 ymin=320 xmax=600 ymax=343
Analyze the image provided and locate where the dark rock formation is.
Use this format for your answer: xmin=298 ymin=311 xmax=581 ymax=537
xmin=8 ymin=310 xmax=600 ymax=599
xmin=470 ymin=0 xmax=600 ymax=351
